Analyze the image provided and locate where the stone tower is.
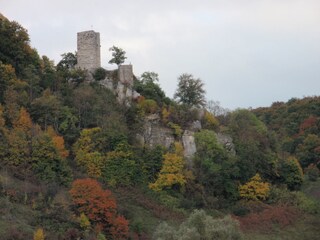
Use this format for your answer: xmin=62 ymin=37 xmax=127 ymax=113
xmin=118 ymin=65 xmax=133 ymax=86
xmin=77 ymin=30 xmax=101 ymax=70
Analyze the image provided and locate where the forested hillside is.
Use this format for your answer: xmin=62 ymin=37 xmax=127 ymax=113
xmin=0 ymin=14 xmax=319 ymax=240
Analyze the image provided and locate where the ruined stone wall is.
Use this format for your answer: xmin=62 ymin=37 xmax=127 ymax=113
xmin=77 ymin=30 xmax=101 ymax=70
xmin=118 ymin=65 xmax=133 ymax=86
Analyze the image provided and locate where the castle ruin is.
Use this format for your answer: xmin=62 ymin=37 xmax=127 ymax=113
xmin=76 ymin=30 xmax=138 ymax=103
xmin=77 ymin=30 xmax=101 ymax=70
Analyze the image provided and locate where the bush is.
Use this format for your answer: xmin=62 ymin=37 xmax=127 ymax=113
xmin=93 ymin=67 xmax=107 ymax=81
xmin=202 ymin=111 xmax=219 ymax=130
xmin=153 ymin=209 xmax=242 ymax=240
xmin=235 ymin=204 xmax=299 ymax=233
xmin=305 ymin=165 xmax=319 ymax=181
xmin=268 ymin=186 xmax=319 ymax=214
xmin=167 ymin=122 xmax=183 ymax=138
xmin=138 ymin=99 xmax=158 ymax=114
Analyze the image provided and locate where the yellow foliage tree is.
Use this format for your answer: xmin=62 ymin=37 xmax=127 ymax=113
xmin=149 ymin=142 xmax=186 ymax=191
xmin=203 ymin=111 xmax=219 ymax=130
xmin=79 ymin=212 xmax=91 ymax=231
xmin=0 ymin=104 xmax=5 ymax=128
xmin=33 ymin=228 xmax=45 ymax=240
xmin=73 ymin=128 xmax=106 ymax=177
xmin=161 ymin=106 xmax=170 ymax=124
xmin=239 ymin=173 xmax=270 ymax=201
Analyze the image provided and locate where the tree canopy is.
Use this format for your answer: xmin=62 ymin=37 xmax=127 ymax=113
xmin=174 ymin=73 xmax=206 ymax=108
xmin=108 ymin=45 xmax=127 ymax=66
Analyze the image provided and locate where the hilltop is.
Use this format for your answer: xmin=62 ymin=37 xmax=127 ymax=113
xmin=0 ymin=14 xmax=319 ymax=240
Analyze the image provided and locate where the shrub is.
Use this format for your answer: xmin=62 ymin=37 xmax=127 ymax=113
xmin=235 ymin=204 xmax=299 ymax=233
xmin=305 ymin=165 xmax=319 ymax=181
xmin=153 ymin=209 xmax=242 ymax=240
xmin=139 ymin=99 xmax=158 ymax=114
xmin=93 ymin=67 xmax=107 ymax=81
xmin=202 ymin=111 xmax=219 ymax=130
xmin=167 ymin=122 xmax=183 ymax=138
xmin=268 ymin=186 xmax=319 ymax=214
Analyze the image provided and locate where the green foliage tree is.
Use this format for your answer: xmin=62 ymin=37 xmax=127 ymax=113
xmin=57 ymin=52 xmax=77 ymax=70
xmin=296 ymin=134 xmax=320 ymax=168
xmin=174 ymin=73 xmax=206 ymax=108
xmin=31 ymin=89 xmax=62 ymax=130
xmin=40 ymin=55 xmax=57 ymax=91
xmin=228 ymin=109 xmax=278 ymax=182
xmin=194 ymin=130 xmax=238 ymax=200
xmin=280 ymin=156 xmax=304 ymax=190
xmin=136 ymin=145 xmax=165 ymax=182
xmin=32 ymin=132 xmax=72 ymax=186
xmin=0 ymin=16 xmax=40 ymax=77
xmin=0 ymin=62 xmax=17 ymax=103
xmin=134 ymin=71 xmax=170 ymax=105
xmin=108 ymin=46 xmax=127 ymax=66
xmin=93 ymin=67 xmax=107 ymax=81
xmin=103 ymin=142 xmax=140 ymax=186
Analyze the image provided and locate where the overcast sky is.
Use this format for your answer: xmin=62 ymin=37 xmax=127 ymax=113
xmin=2 ymin=0 xmax=320 ymax=109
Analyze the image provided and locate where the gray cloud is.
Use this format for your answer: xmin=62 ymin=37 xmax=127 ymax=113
xmin=2 ymin=0 xmax=320 ymax=109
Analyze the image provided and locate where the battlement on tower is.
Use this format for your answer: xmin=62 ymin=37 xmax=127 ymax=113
xmin=76 ymin=30 xmax=101 ymax=70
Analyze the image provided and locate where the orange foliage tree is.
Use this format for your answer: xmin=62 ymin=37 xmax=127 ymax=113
xmin=69 ymin=178 xmax=129 ymax=239
xmin=46 ymin=126 xmax=69 ymax=159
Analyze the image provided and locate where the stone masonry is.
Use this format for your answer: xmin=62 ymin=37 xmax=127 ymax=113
xmin=118 ymin=65 xmax=133 ymax=86
xmin=77 ymin=30 xmax=101 ymax=70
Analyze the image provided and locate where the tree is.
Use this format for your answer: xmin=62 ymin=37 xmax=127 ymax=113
xmin=108 ymin=46 xmax=126 ymax=66
xmin=206 ymin=99 xmax=230 ymax=117
xmin=0 ymin=16 xmax=40 ymax=77
xmin=174 ymin=73 xmax=206 ymax=107
xmin=280 ymin=156 xmax=304 ymax=190
xmin=31 ymin=89 xmax=62 ymax=130
xmin=239 ymin=173 xmax=270 ymax=201
xmin=103 ymin=142 xmax=140 ymax=186
xmin=149 ymin=142 xmax=186 ymax=191
xmin=57 ymin=52 xmax=77 ymax=70
xmin=93 ymin=67 xmax=107 ymax=81
xmin=134 ymin=71 xmax=170 ymax=105
xmin=33 ymin=228 xmax=45 ymax=240
xmin=6 ymin=107 xmax=33 ymax=167
xmin=194 ymin=130 xmax=239 ymax=200
xmin=73 ymin=128 xmax=106 ymax=177
xmin=228 ymin=109 xmax=279 ymax=182
xmin=79 ymin=213 xmax=91 ymax=231
xmin=31 ymin=132 xmax=72 ymax=186
xmin=69 ymin=178 xmax=129 ymax=239
xmin=153 ymin=210 xmax=242 ymax=240
xmin=296 ymin=134 xmax=320 ymax=168
xmin=46 ymin=126 xmax=69 ymax=159
xmin=140 ymin=71 xmax=159 ymax=83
